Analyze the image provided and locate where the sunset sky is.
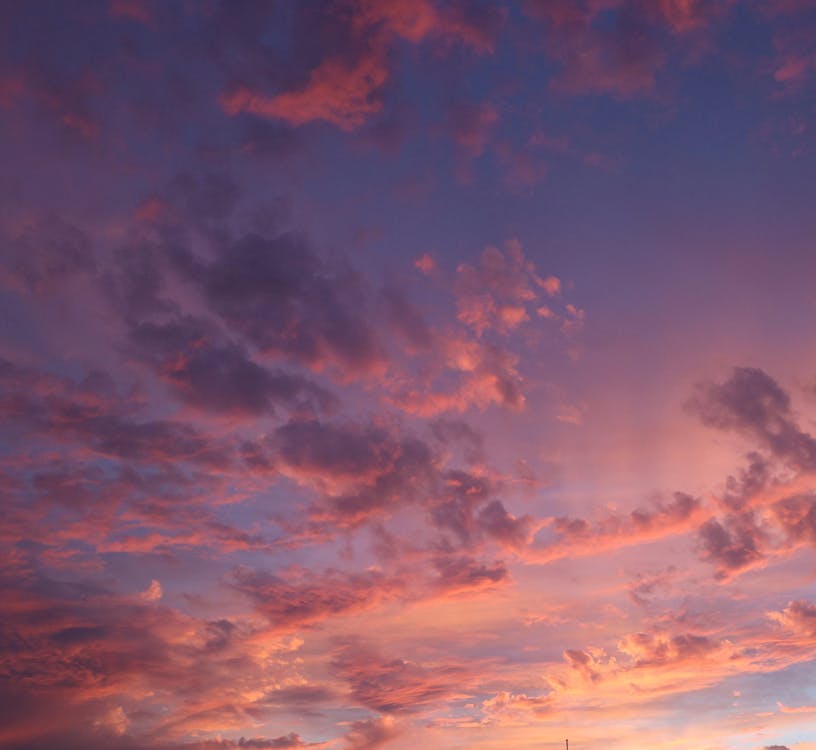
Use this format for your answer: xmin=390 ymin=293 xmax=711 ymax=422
xmin=2 ymin=2 xmax=816 ymax=749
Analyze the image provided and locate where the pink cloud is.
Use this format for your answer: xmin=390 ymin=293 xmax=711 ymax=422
xmin=525 ymin=0 xmax=733 ymax=98
xmin=455 ymin=240 xmax=548 ymax=335
xmin=220 ymin=0 xmax=502 ymax=131
xmin=221 ymin=52 xmax=389 ymax=131
xmin=530 ymin=492 xmax=705 ymax=563
xmin=414 ymin=253 xmax=437 ymax=275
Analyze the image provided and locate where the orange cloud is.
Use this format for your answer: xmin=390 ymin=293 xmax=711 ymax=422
xmin=529 ymin=492 xmax=705 ymax=563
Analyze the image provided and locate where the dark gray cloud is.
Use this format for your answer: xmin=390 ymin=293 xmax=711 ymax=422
xmin=0 ymin=213 xmax=95 ymax=292
xmin=688 ymin=367 xmax=816 ymax=470
xmin=721 ymin=452 xmax=771 ymax=511
xmin=431 ymin=554 xmax=508 ymax=592
xmin=331 ymin=640 xmax=467 ymax=714
xmin=128 ymin=315 xmax=337 ymax=417
xmin=342 ymin=716 xmax=400 ymax=750
xmin=229 ymin=566 xmax=403 ymax=632
xmin=773 ymin=494 xmax=816 ymax=544
xmin=0 ymin=356 xmax=229 ymax=467
xmin=690 ymin=369 xmax=816 ymax=576
xmin=271 ymin=418 xmax=437 ymax=524
xmin=172 ymin=232 xmax=387 ymax=375
xmin=477 ymin=499 xmax=534 ymax=548
xmin=380 ymin=284 xmax=433 ymax=351
xmin=698 ymin=513 xmax=765 ymax=578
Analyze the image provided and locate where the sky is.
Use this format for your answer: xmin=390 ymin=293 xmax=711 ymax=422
xmin=1 ymin=1 xmax=816 ymax=749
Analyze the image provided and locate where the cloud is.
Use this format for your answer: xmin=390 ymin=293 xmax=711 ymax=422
xmin=0 ymin=354 xmax=284 ymax=560
xmin=687 ymin=369 xmax=816 ymax=576
xmin=480 ymin=691 xmax=552 ymax=725
xmin=531 ymin=492 xmax=703 ymax=562
xmin=414 ymin=253 xmax=436 ymax=275
xmin=693 ymin=484 xmax=816 ymax=580
xmin=219 ymin=0 xmax=502 ymax=131
xmin=140 ymin=579 xmax=163 ymax=601
xmin=525 ymin=0 xmax=664 ymax=98
xmin=109 ymin=0 xmax=154 ymax=26
xmin=697 ymin=512 xmax=766 ymax=579
xmin=762 ymin=2 xmax=816 ymax=90
xmin=355 ymin=0 xmax=505 ymax=53
xmin=380 ymin=285 xmax=433 ymax=351
xmin=447 ymin=100 xmax=499 ymax=171
xmin=0 ymin=74 xmax=25 ymax=106
xmin=777 ymin=702 xmax=816 ymax=714
xmin=454 ymin=239 xmax=555 ymax=336
xmin=390 ymin=335 xmax=527 ymax=416
xmin=423 ymin=467 xmax=535 ymax=551
xmin=429 ymin=469 xmax=494 ymax=544
xmin=769 ymin=599 xmax=816 ymax=637
xmin=721 ymin=452 xmax=772 ymax=510
xmin=476 ymin=499 xmax=536 ymax=549
xmin=172 ymin=231 xmax=387 ymax=377
xmin=8 ymin=4 xmax=816 ymax=749
xmin=551 ymin=628 xmax=738 ymax=700
xmin=688 ymin=367 xmax=816 ymax=470
xmin=524 ymin=0 xmax=732 ymax=98
xmin=0 ymin=213 xmax=96 ymax=293
xmin=627 ymin=567 xmax=677 ymax=606
xmin=127 ymin=315 xmax=337 ymax=418
xmin=271 ymin=418 xmax=437 ymax=525
xmin=229 ymin=545 xmax=511 ymax=634
xmin=562 ymin=646 xmax=616 ymax=684
xmin=773 ymin=493 xmax=816 ymax=544
xmin=616 ymin=631 xmax=720 ymax=665
xmin=229 ymin=567 xmax=403 ymax=632
xmin=0 ymin=63 xmax=101 ymax=139
xmin=221 ymin=52 xmax=390 ymax=131
xmin=430 ymin=418 xmax=485 ymax=464
xmin=648 ymin=0 xmax=732 ymax=33
xmin=0 ymin=573 xmax=314 ymax=748
xmin=430 ymin=554 xmax=508 ymax=594
xmin=114 ymin=205 xmax=572 ymax=424
xmin=331 ymin=641 xmax=468 ymax=714
xmin=342 ymin=716 xmax=400 ymax=750
xmin=168 ymin=171 xmax=241 ymax=223
xmin=0 ymin=357 xmax=229 ymax=468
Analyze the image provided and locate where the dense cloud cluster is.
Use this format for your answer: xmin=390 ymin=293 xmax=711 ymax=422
xmin=688 ymin=368 xmax=816 ymax=577
xmin=688 ymin=367 xmax=816 ymax=471
xmin=0 ymin=132 xmax=561 ymax=750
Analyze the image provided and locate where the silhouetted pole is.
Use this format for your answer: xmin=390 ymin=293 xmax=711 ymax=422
xmin=566 ymin=740 xmax=569 ymax=750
